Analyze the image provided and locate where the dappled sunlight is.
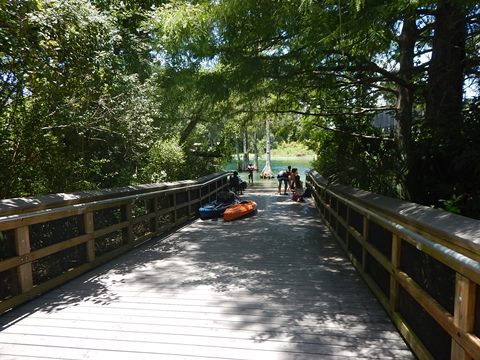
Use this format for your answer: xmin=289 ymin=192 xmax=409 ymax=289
xmin=0 ymin=184 xmax=414 ymax=359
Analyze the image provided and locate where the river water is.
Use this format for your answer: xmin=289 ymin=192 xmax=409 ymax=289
xmin=224 ymin=157 xmax=315 ymax=184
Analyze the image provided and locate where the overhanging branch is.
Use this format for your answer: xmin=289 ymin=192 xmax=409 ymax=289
xmin=271 ymin=107 xmax=396 ymax=117
xmin=311 ymin=122 xmax=394 ymax=142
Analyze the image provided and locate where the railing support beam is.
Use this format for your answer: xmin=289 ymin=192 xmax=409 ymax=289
xmin=15 ymin=226 xmax=33 ymax=293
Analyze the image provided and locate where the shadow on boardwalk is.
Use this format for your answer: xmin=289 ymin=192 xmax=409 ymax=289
xmin=0 ymin=182 xmax=415 ymax=359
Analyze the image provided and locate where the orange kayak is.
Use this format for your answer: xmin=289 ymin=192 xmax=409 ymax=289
xmin=223 ymin=200 xmax=257 ymax=221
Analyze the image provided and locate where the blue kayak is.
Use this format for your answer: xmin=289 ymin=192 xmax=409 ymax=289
xmin=198 ymin=200 xmax=238 ymax=220
xmin=198 ymin=191 xmax=239 ymax=220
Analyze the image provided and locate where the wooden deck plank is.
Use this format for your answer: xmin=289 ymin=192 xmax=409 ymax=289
xmin=0 ymin=184 xmax=415 ymax=359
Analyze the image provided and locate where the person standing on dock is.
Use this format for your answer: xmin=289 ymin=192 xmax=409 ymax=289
xmin=277 ymin=168 xmax=289 ymax=195
xmin=289 ymin=167 xmax=298 ymax=192
xmin=247 ymin=163 xmax=254 ymax=184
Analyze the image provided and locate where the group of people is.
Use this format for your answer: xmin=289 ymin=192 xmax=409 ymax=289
xmin=228 ymin=171 xmax=247 ymax=195
xmin=229 ymin=163 xmax=309 ymax=202
xmin=277 ymin=165 xmax=307 ymax=202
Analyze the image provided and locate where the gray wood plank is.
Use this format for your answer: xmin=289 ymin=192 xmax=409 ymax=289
xmin=0 ymin=183 xmax=415 ymax=359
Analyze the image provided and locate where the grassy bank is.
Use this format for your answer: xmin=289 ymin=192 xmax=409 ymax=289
xmin=234 ymin=142 xmax=316 ymax=160
xmin=271 ymin=141 xmax=315 ymax=158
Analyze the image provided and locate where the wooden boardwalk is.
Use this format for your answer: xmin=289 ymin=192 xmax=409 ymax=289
xmin=0 ymin=183 xmax=415 ymax=360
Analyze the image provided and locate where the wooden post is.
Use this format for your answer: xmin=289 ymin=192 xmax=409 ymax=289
xmin=153 ymin=197 xmax=160 ymax=234
xmin=451 ymin=274 xmax=476 ymax=360
xmin=333 ymin=196 xmax=339 ymax=234
xmin=172 ymin=193 xmax=177 ymax=224
xmin=187 ymin=190 xmax=192 ymax=216
xmin=346 ymin=206 xmax=351 ymax=249
xmin=361 ymin=216 xmax=369 ymax=272
xmin=390 ymin=234 xmax=401 ymax=312
xmin=84 ymin=212 xmax=95 ymax=262
xmin=15 ymin=226 xmax=33 ymax=293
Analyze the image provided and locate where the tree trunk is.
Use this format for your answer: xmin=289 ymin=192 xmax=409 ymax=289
xmin=242 ymin=125 xmax=249 ymax=170
xmin=395 ymin=17 xmax=417 ymax=201
xmin=179 ymin=115 xmax=200 ymax=146
xmin=260 ymin=118 xmax=273 ymax=178
xmin=253 ymin=131 xmax=259 ymax=170
xmin=421 ymin=0 xmax=467 ymax=205
xmin=236 ymin=138 xmax=241 ymax=170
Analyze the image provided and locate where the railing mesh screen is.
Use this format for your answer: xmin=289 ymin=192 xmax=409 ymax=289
xmin=398 ymin=286 xmax=451 ymax=360
xmin=30 ymin=215 xmax=83 ymax=251
xmin=95 ymin=230 xmax=126 ymax=256
xmin=366 ymin=220 xmax=392 ymax=259
xmin=348 ymin=209 xmax=363 ymax=234
xmin=400 ymin=240 xmax=455 ymax=313
xmin=0 ymin=230 xmax=15 ymax=261
xmin=32 ymin=245 xmax=86 ymax=285
xmin=0 ymin=268 xmax=19 ymax=301
xmin=365 ymin=253 xmax=389 ymax=297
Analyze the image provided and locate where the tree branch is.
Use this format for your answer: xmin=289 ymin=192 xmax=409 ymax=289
xmin=311 ymin=122 xmax=395 ymax=142
xmin=271 ymin=107 xmax=396 ymax=117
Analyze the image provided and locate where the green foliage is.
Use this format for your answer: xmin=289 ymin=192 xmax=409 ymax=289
xmin=308 ymin=116 xmax=405 ymax=199
xmin=1 ymin=0 xmax=479 ymax=224
xmin=271 ymin=141 xmax=315 ymax=158
xmin=139 ymin=138 xmax=186 ymax=183
xmin=438 ymin=195 xmax=462 ymax=215
xmin=1 ymin=0 xmax=121 ymax=197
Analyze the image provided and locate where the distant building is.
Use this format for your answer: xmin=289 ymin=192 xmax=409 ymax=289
xmin=371 ymin=111 xmax=396 ymax=133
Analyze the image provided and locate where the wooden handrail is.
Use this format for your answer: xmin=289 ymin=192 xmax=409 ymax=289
xmin=0 ymin=172 xmax=231 ymax=315
xmin=306 ymin=170 xmax=480 ymax=360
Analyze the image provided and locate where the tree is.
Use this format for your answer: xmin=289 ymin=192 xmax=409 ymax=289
xmin=260 ymin=117 xmax=273 ymax=179
xmin=147 ymin=0 xmax=480 ymax=217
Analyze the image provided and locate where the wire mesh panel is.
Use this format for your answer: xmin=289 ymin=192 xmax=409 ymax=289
xmin=325 ymin=192 xmax=331 ymax=207
xmin=94 ymin=206 xmax=122 ymax=230
xmin=176 ymin=206 xmax=189 ymax=220
xmin=398 ymin=286 xmax=451 ymax=360
xmin=338 ymin=200 xmax=347 ymax=220
xmin=0 ymin=230 xmax=19 ymax=301
xmin=158 ymin=213 xmax=174 ymax=228
xmin=95 ymin=230 xmax=127 ymax=257
xmin=0 ymin=230 xmax=15 ymax=261
xmin=133 ymin=221 xmax=151 ymax=239
xmin=131 ymin=198 xmax=156 ymax=239
xmin=28 ymin=216 xmax=86 ymax=287
xmin=201 ymin=186 xmax=209 ymax=197
xmin=348 ymin=235 xmax=363 ymax=263
xmin=190 ymin=188 xmax=200 ymax=201
xmin=365 ymin=253 xmax=390 ymax=296
xmin=158 ymin=194 xmax=173 ymax=209
xmin=131 ymin=198 xmax=152 ymax=219
xmin=330 ymin=196 xmax=337 ymax=212
xmin=348 ymin=208 xmax=363 ymax=234
xmin=400 ymin=240 xmax=455 ymax=314
xmin=0 ymin=269 xmax=18 ymax=301
xmin=367 ymin=219 xmax=392 ymax=259
xmin=32 ymin=245 xmax=87 ymax=285
xmin=30 ymin=215 xmax=83 ymax=251
xmin=337 ymin=223 xmax=347 ymax=245
xmin=329 ymin=212 xmax=337 ymax=230
xmin=175 ymin=191 xmax=187 ymax=206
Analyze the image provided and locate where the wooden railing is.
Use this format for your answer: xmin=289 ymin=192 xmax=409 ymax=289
xmin=306 ymin=170 xmax=480 ymax=360
xmin=0 ymin=172 xmax=230 ymax=315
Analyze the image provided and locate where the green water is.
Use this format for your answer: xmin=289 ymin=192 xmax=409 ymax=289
xmin=225 ymin=156 xmax=315 ymax=183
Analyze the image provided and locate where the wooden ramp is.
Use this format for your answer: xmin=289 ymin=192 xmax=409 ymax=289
xmin=0 ymin=183 xmax=415 ymax=360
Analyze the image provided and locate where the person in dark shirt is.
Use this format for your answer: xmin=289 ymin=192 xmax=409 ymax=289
xmin=229 ymin=171 xmax=243 ymax=195
xmin=247 ymin=164 xmax=254 ymax=184
xmin=277 ymin=168 xmax=289 ymax=195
